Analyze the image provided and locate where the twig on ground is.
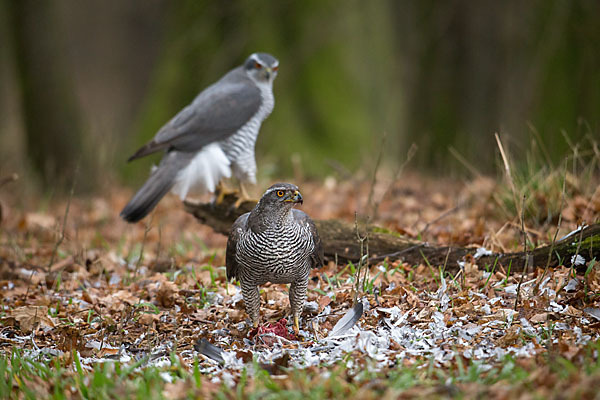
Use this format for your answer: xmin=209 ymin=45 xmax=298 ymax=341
xmin=134 ymin=215 xmax=153 ymax=279
xmin=506 ymin=221 xmax=545 ymax=239
xmin=537 ymin=160 xmax=568 ymax=289
xmin=353 ymin=212 xmax=369 ymax=303
xmin=117 ymin=304 xmax=135 ymax=354
xmin=366 ymin=132 xmax=386 ymax=218
xmin=515 ymin=195 xmax=529 ymax=311
xmin=441 ymin=247 xmax=451 ymax=275
xmin=154 ymin=223 xmax=163 ymax=267
xmin=362 ymin=229 xmax=370 ymax=294
xmin=495 ymin=132 xmax=520 ymax=217
xmin=419 ymin=202 xmax=463 ymax=237
xmin=488 ymin=221 xmax=511 ymax=254
xmin=47 ymin=176 xmax=76 ymax=276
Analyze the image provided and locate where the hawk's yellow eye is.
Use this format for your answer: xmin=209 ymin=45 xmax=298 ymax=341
xmin=254 ymin=62 xmax=262 ymax=69
xmin=276 ymin=190 xmax=284 ymax=197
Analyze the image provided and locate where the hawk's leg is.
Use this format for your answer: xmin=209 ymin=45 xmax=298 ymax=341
xmin=214 ymin=181 xmax=237 ymax=205
xmin=241 ymin=284 xmax=261 ymax=327
xmin=289 ymin=280 xmax=308 ymax=334
xmin=233 ymin=182 xmax=253 ymax=209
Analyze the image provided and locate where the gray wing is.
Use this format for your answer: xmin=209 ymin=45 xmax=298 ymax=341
xmin=293 ymin=210 xmax=324 ymax=269
xmin=128 ymin=68 xmax=261 ymax=161
xmin=226 ymin=212 xmax=249 ymax=281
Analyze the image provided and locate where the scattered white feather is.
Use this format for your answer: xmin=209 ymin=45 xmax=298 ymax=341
xmin=229 ymin=286 xmax=243 ymax=306
xmin=564 ymin=278 xmax=580 ymax=292
xmin=571 ymin=254 xmax=585 ymax=266
xmin=584 ymin=307 xmax=600 ymax=321
xmin=474 ymin=247 xmax=493 ymax=258
xmin=436 ymin=274 xmax=450 ymax=311
xmin=559 ymin=224 xmax=588 ymax=241
xmin=504 ymin=284 xmax=517 ymax=294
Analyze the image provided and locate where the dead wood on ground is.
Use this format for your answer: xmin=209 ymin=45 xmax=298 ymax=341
xmin=184 ymin=194 xmax=600 ymax=273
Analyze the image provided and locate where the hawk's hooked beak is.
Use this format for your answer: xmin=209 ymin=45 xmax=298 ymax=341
xmin=265 ymin=67 xmax=273 ymax=80
xmin=285 ymin=190 xmax=303 ymax=204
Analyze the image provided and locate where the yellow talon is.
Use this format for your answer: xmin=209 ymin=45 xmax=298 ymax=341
xmin=293 ymin=315 xmax=300 ymax=335
xmin=240 ymin=182 xmax=250 ymax=200
xmin=215 ymin=181 xmax=235 ymax=205
xmin=233 ymin=182 xmax=252 ymax=208
xmin=215 ymin=190 xmax=226 ymax=205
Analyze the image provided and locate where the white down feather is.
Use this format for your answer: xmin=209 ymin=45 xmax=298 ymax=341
xmin=171 ymin=143 xmax=231 ymax=200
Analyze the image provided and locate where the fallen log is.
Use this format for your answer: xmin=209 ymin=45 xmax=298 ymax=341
xmin=184 ymin=194 xmax=600 ymax=273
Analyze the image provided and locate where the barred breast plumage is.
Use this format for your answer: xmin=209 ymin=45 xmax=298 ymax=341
xmin=226 ymin=183 xmax=323 ymax=333
xmin=220 ymin=80 xmax=274 ymax=185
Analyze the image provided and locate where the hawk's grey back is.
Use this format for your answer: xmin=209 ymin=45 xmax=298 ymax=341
xmin=128 ymin=68 xmax=262 ymax=161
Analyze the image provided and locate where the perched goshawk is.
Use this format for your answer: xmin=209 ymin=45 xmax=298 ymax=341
xmin=120 ymin=52 xmax=279 ymax=222
xmin=226 ymin=183 xmax=324 ymax=333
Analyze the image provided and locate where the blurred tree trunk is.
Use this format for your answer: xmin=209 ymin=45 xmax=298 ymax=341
xmin=7 ymin=0 xmax=88 ymax=190
xmin=393 ymin=0 xmax=600 ymax=172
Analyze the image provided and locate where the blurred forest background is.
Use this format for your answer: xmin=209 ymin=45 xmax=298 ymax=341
xmin=1 ymin=0 xmax=599 ymax=194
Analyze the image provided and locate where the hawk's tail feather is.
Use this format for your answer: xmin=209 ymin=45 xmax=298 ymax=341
xmin=120 ymin=168 xmax=175 ymax=223
xmin=120 ymin=152 xmax=192 ymax=223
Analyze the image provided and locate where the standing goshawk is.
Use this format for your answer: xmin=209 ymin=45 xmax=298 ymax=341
xmin=226 ymin=183 xmax=324 ymax=333
xmin=120 ymin=53 xmax=279 ymax=222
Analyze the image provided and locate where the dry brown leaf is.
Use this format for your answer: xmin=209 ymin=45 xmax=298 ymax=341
xmin=97 ymin=347 xmax=120 ymax=358
xmin=138 ymin=312 xmax=160 ymax=326
xmin=497 ymin=325 xmax=520 ymax=346
xmin=82 ymin=290 xmax=95 ymax=305
xmin=49 ymin=256 xmax=74 ymax=272
xmin=318 ymin=295 xmax=332 ymax=310
xmin=453 ymin=301 xmax=475 ymax=318
xmin=491 ymin=308 xmax=518 ymax=321
xmin=530 ymin=313 xmax=548 ymax=323
xmin=11 ymin=306 xmax=56 ymax=333
xmin=563 ymin=305 xmax=583 ymax=317
xmin=157 ymin=281 xmax=179 ymax=308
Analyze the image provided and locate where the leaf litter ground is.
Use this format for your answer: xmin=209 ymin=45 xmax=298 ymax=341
xmin=1 ymin=173 xmax=600 ymax=398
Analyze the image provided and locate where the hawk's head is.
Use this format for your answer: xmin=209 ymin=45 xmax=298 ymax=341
xmin=244 ymin=53 xmax=279 ymax=83
xmin=261 ymin=183 xmax=303 ymax=209
xmin=249 ymin=183 xmax=303 ymax=231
